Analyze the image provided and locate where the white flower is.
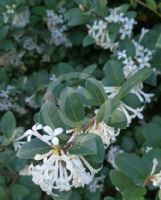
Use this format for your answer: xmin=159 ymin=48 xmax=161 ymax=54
xmin=86 ymin=120 xmax=120 ymax=147
xmin=131 ymin=83 xmax=154 ymax=103
xmin=15 ymin=124 xmax=63 ymax=148
xmin=12 ymin=9 xmax=30 ymax=28
xmin=19 ymin=165 xmax=31 ymax=176
xmin=88 ymin=175 xmax=105 ymax=192
xmin=119 ymin=102 xmax=144 ymax=125
xmin=119 ymin=18 xmax=136 ymax=40
xmin=149 ymin=158 xmax=161 ymax=188
xmin=46 ymin=10 xmax=71 ymax=47
xmin=29 ymin=149 xmax=100 ymax=196
xmin=107 ymin=146 xmax=124 ymax=169
xmin=87 ymin=20 xmax=118 ymax=51
xmin=103 ymin=86 xmax=144 ymax=125
xmin=88 ymin=7 xmax=136 ymax=51
xmin=133 ymin=40 xmax=153 ymax=70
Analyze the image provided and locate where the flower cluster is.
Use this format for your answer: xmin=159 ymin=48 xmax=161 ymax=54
xmin=46 ymin=9 xmax=72 ymax=47
xmin=86 ymin=120 xmax=120 ymax=147
xmin=0 ymin=85 xmax=25 ymax=114
xmin=16 ymin=124 xmax=101 ymax=196
xmin=104 ymin=86 xmax=144 ymax=126
xmin=88 ymin=7 xmax=136 ymax=50
xmin=117 ymin=29 xmax=153 ymax=79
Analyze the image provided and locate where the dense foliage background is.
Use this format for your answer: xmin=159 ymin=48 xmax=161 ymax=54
xmin=0 ymin=0 xmax=161 ymax=200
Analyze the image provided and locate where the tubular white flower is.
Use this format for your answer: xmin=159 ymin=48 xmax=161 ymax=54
xmin=86 ymin=120 xmax=120 ymax=147
xmin=150 ymin=158 xmax=161 ymax=189
xmin=29 ymin=149 xmax=101 ymax=196
xmin=131 ymin=83 xmax=154 ymax=103
xmin=103 ymin=86 xmax=144 ymax=125
xmin=88 ymin=7 xmax=136 ymax=51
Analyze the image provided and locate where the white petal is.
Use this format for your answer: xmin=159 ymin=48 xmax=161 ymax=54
xmin=43 ymin=126 xmax=54 ymax=136
xmin=52 ymin=137 xmax=59 ymax=145
xmin=54 ymin=128 xmax=63 ymax=136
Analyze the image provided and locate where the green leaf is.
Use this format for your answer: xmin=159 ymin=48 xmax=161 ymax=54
xmin=69 ymin=133 xmax=105 ymax=163
xmin=0 ymin=111 xmax=16 ymax=138
xmin=145 ymin=0 xmax=157 ymax=11
xmin=119 ymin=39 xmax=136 ymax=57
xmin=11 ymin=184 xmax=30 ymax=197
xmin=83 ymin=35 xmax=95 ymax=46
xmin=0 ymin=186 xmax=5 ymax=200
xmin=31 ymin=6 xmax=46 ymax=15
xmin=103 ymin=60 xmax=124 ymax=86
xmin=115 ymin=153 xmax=147 ymax=185
xmin=0 ymin=26 xmax=9 ymax=39
xmin=116 ymin=68 xmax=153 ymax=100
xmin=142 ymin=122 xmax=161 ymax=148
xmin=59 ymin=88 xmax=85 ymax=128
xmin=96 ymin=99 xmax=112 ymax=123
xmin=156 ymin=33 xmax=161 ymax=48
xmin=66 ymin=8 xmax=91 ymax=26
xmin=110 ymin=170 xmax=146 ymax=200
xmin=85 ymin=78 xmax=107 ymax=106
xmin=54 ymin=190 xmax=72 ymax=200
xmin=69 ymin=133 xmax=97 ymax=155
xmin=122 ymin=93 xmax=142 ymax=109
xmin=40 ymin=102 xmax=63 ymax=129
xmin=91 ymin=0 xmax=107 ymax=16
xmin=17 ymin=138 xmax=50 ymax=159
xmin=108 ymin=109 xmax=127 ymax=128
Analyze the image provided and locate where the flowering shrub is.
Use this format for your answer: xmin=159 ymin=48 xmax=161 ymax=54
xmin=0 ymin=0 xmax=161 ymax=200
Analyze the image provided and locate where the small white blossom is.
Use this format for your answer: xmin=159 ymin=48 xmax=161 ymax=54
xmin=12 ymin=9 xmax=30 ymax=28
xmin=88 ymin=7 xmax=136 ymax=51
xmin=46 ymin=10 xmax=71 ymax=47
xmin=131 ymin=83 xmax=154 ymax=103
xmin=86 ymin=120 xmax=120 ymax=147
xmin=107 ymin=146 xmax=124 ymax=169
xmin=103 ymin=86 xmax=144 ymax=125
xmin=149 ymin=158 xmax=161 ymax=189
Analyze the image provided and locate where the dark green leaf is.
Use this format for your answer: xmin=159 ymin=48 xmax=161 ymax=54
xmin=103 ymin=60 xmax=124 ymax=86
xmin=0 ymin=111 xmax=16 ymax=138
xmin=85 ymin=78 xmax=107 ymax=106
xmin=17 ymin=138 xmax=50 ymax=159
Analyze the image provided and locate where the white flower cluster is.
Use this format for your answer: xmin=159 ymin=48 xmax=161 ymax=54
xmin=0 ymin=85 xmax=25 ymax=114
xmin=104 ymin=86 xmax=144 ymax=126
xmin=12 ymin=9 xmax=30 ymax=28
xmin=16 ymin=124 xmax=100 ymax=196
xmin=2 ymin=5 xmax=30 ymax=28
xmin=107 ymin=146 xmax=124 ymax=169
xmin=88 ymin=7 xmax=136 ymax=50
xmin=2 ymin=4 xmax=16 ymax=23
xmin=117 ymin=30 xmax=153 ymax=79
xmin=46 ymin=9 xmax=72 ymax=47
xmin=88 ymin=175 xmax=105 ymax=192
xmin=86 ymin=120 xmax=120 ymax=147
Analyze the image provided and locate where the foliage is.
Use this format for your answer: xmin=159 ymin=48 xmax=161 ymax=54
xmin=0 ymin=0 xmax=161 ymax=200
